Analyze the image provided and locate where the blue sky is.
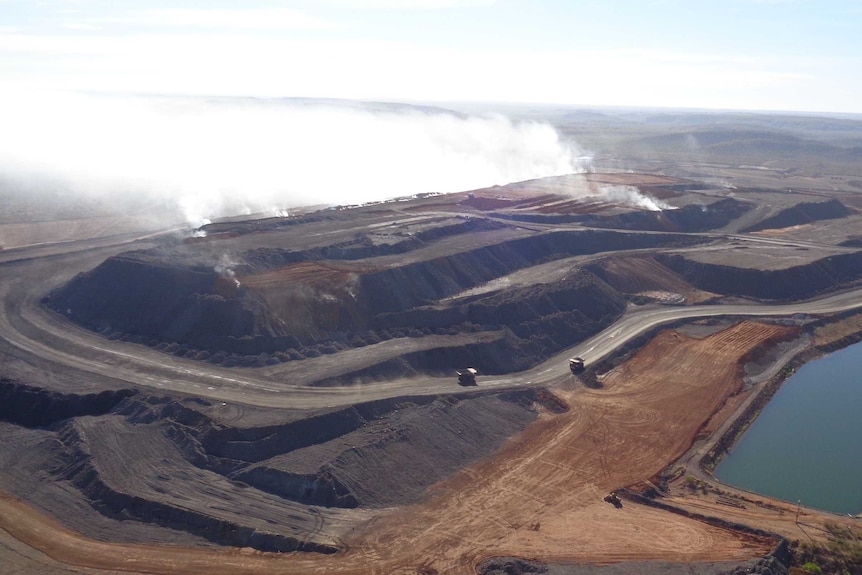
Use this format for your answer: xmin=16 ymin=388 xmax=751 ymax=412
xmin=1 ymin=0 xmax=861 ymax=112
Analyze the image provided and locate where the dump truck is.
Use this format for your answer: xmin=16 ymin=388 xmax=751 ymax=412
xmin=457 ymin=368 xmax=478 ymax=386
xmin=569 ymin=357 xmax=585 ymax=374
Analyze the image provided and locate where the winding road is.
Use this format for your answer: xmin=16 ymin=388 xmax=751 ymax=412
xmin=2 ymin=227 xmax=862 ymax=410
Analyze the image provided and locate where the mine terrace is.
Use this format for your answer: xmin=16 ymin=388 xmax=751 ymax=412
xmin=4 ymin=159 xmax=862 ymax=575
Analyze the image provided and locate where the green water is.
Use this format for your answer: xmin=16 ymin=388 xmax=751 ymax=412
xmin=716 ymin=341 xmax=862 ymax=515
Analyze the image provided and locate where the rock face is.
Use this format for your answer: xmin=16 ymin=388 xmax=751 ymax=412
xmin=39 ymin=177 xmax=862 ymax=381
xmin=588 ymin=198 xmax=752 ymax=233
xmin=0 ymin=385 xmax=544 ymax=552
xmin=51 ymin=418 xmax=340 ymax=554
xmin=490 ymin=196 xmax=751 ymax=231
xmin=658 ymin=251 xmax=862 ymax=301
xmin=373 ymin=270 xmax=627 ymax=375
xmin=474 ymin=557 xmax=788 ymax=575
xmin=47 ymin=254 xmax=286 ymax=346
xmin=44 ymin=226 xmax=700 ymax=377
xmin=477 ymin=557 xmax=548 ymax=574
xmin=741 ymin=199 xmax=852 ymax=233
xmin=0 ymin=379 xmax=134 ymax=428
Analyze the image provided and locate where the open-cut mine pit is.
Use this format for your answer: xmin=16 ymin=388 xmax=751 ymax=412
xmin=5 ymin=167 xmax=862 ymax=575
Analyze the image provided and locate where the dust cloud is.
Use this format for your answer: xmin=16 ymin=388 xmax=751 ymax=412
xmin=0 ymin=91 xmax=584 ymax=227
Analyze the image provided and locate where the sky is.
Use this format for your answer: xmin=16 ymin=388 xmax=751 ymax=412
xmin=1 ymin=0 xmax=860 ymax=229
xmin=1 ymin=0 xmax=861 ymax=113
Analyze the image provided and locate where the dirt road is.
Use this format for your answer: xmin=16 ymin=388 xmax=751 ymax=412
xmin=0 ymin=321 xmax=785 ymax=574
xmin=5 ymin=236 xmax=862 ymax=412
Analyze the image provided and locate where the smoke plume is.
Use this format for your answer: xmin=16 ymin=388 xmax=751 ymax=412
xmin=0 ymin=91 xmax=584 ymax=227
xmin=597 ymin=185 xmax=674 ymax=211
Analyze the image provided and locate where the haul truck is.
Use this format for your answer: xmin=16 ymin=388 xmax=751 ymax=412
xmin=457 ymin=368 xmax=478 ymax=386
xmin=569 ymin=357 xmax=585 ymax=374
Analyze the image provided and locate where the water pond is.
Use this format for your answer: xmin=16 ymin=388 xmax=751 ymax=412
xmin=716 ymin=341 xmax=862 ymax=515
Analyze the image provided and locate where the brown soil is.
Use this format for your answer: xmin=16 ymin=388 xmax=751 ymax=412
xmin=239 ymin=261 xmax=359 ymax=288
xmin=812 ymin=309 xmax=862 ymax=346
xmin=661 ymin=483 xmax=858 ymax=550
xmin=0 ymin=321 xmax=786 ymax=574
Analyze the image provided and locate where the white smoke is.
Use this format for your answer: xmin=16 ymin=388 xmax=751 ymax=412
xmin=0 ymin=90 xmax=583 ymax=225
xmin=214 ymin=254 xmax=240 ymax=287
xmin=597 ymin=184 xmax=674 ymax=211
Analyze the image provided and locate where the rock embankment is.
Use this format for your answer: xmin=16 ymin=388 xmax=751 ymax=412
xmin=0 ymin=382 xmax=548 ymax=551
xmin=0 ymin=379 xmax=134 ymax=428
xmin=741 ymin=199 xmax=852 ymax=233
xmin=54 ymin=419 xmax=338 ymax=554
xmin=657 ymin=251 xmax=862 ymax=301
xmin=493 ymin=197 xmax=751 ymax=232
xmin=476 ymin=557 xmax=788 ymax=575
xmin=42 ymin=192 xmax=861 ymax=382
xmin=589 ymin=198 xmax=752 ymax=233
xmin=44 ymin=226 xmax=700 ymax=378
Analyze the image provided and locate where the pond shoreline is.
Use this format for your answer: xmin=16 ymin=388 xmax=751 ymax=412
xmin=684 ymin=318 xmax=862 ymax=516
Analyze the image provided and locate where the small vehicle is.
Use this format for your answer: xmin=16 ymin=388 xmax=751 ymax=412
xmin=457 ymin=368 xmax=478 ymax=386
xmin=569 ymin=357 xmax=585 ymax=373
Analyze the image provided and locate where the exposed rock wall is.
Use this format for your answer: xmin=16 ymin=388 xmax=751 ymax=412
xmin=589 ymin=198 xmax=752 ymax=233
xmin=364 ymin=271 xmax=626 ymax=377
xmin=0 ymin=379 xmax=134 ymax=428
xmin=110 ymin=391 xmax=543 ymax=508
xmin=44 ymin=229 xmax=699 ymax=373
xmin=358 ymin=230 xmax=700 ymax=314
xmin=658 ymin=251 xmax=862 ymax=301
xmin=741 ymin=199 xmax=852 ymax=233
xmin=0 ymin=385 xmax=545 ymax=549
xmin=45 ymin=255 xmax=286 ymax=346
xmin=52 ymin=420 xmax=337 ymax=554
xmin=494 ymin=198 xmax=751 ymax=232
xmin=233 ymin=467 xmax=359 ymax=508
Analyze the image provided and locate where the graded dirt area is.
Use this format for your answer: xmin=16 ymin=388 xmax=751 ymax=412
xmin=0 ymin=320 xmax=786 ymax=574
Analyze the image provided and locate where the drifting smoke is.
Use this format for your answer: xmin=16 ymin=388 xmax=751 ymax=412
xmin=597 ymin=185 xmax=674 ymax=212
xmin=214 ymin=254 xmax=240 ymax=288
xmin=0 ymin=91 xmax=584 ymax=226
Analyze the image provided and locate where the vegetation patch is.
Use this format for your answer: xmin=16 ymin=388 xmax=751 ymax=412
xmin=790 ymin=523 xmax=862 ymax=575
